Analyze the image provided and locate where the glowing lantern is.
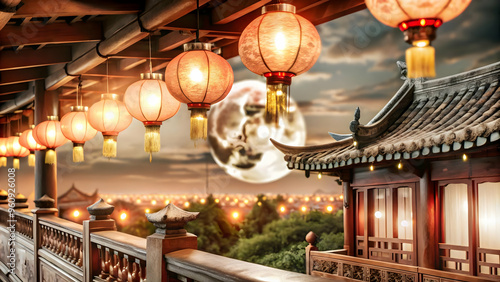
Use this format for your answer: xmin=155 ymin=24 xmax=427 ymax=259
xmin=0 ymin=138 xmax=8 ymax=167
xmin=365 ymin=0 xmax=471 ymax=78
xmin=88 ymin=94 xmax=132 ymax=158
xmin=238 ymin=3 xmax=321 ymax=124
xmin=165 ymin=43 xmax=233 ymax=141
xmin=6 ymin=135 xmax=29 ymax=169
xmin=60 ymin=106 xmax=97 ymax=162
xmin=124 ymin=73 xmax=180 ymax=158
xmin=33 ymin=116 xmax=68 ymax=164
xmin=19 ymin=126 xmax=46 ymax=167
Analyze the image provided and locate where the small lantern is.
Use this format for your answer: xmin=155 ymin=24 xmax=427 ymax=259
xmin=88 ymin=94 xmax=132 ymax=158
xmin=365 ymin=0 xmax=471 ymax=78
xmin=33 ymin=116 xmax=68 ymax=164
xmin=6 ymin=135 xmax=29 ymax=169
xmin=165 ymin=43 xmax=233 ymax=141
xmin=61 ymin=106 xmax=97 ymax=162
xmin=124 ymin=73 xmax=180 ymax=159
xmin=238 ymin=3 xmax=321 ymax=124
xmin=0 ymin=138 xmax=8 ymax=167
xmin=19 ymin=125 xmax=46 ymax=167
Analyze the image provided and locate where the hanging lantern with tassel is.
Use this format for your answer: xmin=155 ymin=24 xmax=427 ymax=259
xmin=33 ymin=116 xmax=68 ymax=164
xmin=61 ymin=106 xmax=97 ymax=162
xmin=364 ymin=0 xmax=471 ymax=78
xmin=0 ymin=138 xmax=8 ymax=167
xmin=238 ymin=3 xmax=321 ymax=125
xmin=124 ymin=73 xmax=180 ymax=160
xmin=6 ymin=134 xmax=30 ymax=169
xmin=88 ymin=94 xmax=132 ymax=158
xmin=165 ymin=43 xmax=233 ymax=141
xmin=19 ymin=125 xmax=46 ymax=167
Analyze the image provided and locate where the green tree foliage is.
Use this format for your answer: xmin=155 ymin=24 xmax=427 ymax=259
xmin=120 ymin=217 xmax=156 ymax=238
xmin=185 ymin=195 xmax=239 ymax=254
xmin=227 ymin=209 xmax=344 ymax=273
xmin=239 ymin=194 xmax=280 ymax=238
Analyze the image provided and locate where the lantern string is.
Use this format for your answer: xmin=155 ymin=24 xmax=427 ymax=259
xmin=196 ymin=0 xmax=200 ymax=42
xmin=106 ymin=58 xmax=109 ymax=94
xmin=149 ymin=33 xmax=153 ymax=74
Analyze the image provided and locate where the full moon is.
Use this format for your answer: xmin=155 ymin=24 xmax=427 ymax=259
xmin=208 ymin=80 xmax=306 ymax=183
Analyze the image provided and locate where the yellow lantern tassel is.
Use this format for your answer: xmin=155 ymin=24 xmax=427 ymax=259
xmin=45 ymin=149 xmax=57 ymax=165
xmin=0 ymin=157 xmax=6 ymax=167
xmin=73 ymin=143 xmax=84 ymax=163
xmin=103 ymin=135 xmax=117 ymax=158
xmin=190 ymin=109 xmax=208 ymax=141
xmin=265 ymin=83 xmax=289 ymax=126
xmin=28 ymin=153 xmax=35 ymax=167
xmin=406 ymin=41 xmax=435 ymax=78
xmin=13 ymin=158 xmax=20 ymax=169
xmin=145 ymin=125 xmax=161 ymax=153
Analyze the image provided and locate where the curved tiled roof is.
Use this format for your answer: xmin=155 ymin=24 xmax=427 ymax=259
xmin=272 ymin=62 xmax=500 ymax=171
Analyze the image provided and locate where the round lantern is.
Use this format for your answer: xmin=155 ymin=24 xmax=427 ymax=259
xmin=0 ymin=138 xmax=8 ymax=167
xmin=61 ymin=106 xmax=97 ymax=162
xmin=124 ymin=73 xmax=180 ymax=158
xmin=6 ymin=135 xmax=29 ymax=169
xmin=33 ymin=116 xmax=68 ymax=164
xmin=365 ymin=0 xmax=471 ymax=78
xmin=88 ymin=94 xmax=132 ymax=158
xmin=20 ymin=125 xmax=46 ymax=167
xmin=165 ymin=43 xmax=233 ymax=141
xmin=238 ymin=3 xmax=321 ymax=124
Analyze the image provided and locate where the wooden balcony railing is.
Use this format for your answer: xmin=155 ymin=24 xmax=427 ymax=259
xmin=438 ymin=243 xmax=470 ymax=274
xmin=368 ymin=237 xmax=413 ymax=265
xmin=477 ymin=247 xmax=500 ymax=279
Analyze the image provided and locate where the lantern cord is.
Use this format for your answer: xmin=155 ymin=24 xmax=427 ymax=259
xmin=149 ymin=33 xmax=153 ymax=74
xmin=196 ymin=0 xmax=200 ymax=42
xmin=106 ymin=58 xmax=109 ymax=94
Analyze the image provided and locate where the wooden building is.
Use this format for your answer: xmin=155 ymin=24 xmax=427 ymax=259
xmin=273 ymin=62 xmax=500 ymax=281
xmin=58 ymin=184 xmax=99 ymax=223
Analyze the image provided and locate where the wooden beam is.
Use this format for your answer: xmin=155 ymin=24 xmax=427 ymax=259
xmin=0 ymin=0 xmax=21 ymax=31
xmin=0 ymin=67 xmax=48 ymax=86
xmin=211 ymin=0 xmax=271 ymax=25
xmin=299 ymin=0 xmax=366 ymax=25
xmin=12 ymin=0 xmax=143 ymax=18
xmin=0 ymin=22 xmax=103 ymax=48
xmin=0 ymin=46 xmax=72 ymax=71
xmin=0 ymin=83 xmax=29 ymax=95
xmin=83 ymin=62 xmax=138 ymax=79
xmin=158 ymin=30 xmax=209 ymax=52
xmin=118 ymin=58 xmax=147 ymax=71
xmin=114 ymin=41 xmax=182 ymax=60
xmin=0 ymin=93 xmax=18 ymax=102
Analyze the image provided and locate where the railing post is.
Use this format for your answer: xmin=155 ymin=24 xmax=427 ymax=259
xmin=32 ymin=194 xmax=58 ymax=282
xmin=83 ymin=198 xmax=116 ymax=282
xmin=146 ymin=203 xmax=199 ymax=282
xmin=305 ymin=231 xmax=318 ymax=275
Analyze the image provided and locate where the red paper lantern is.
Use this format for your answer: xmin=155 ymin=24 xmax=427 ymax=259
xmin=238 ymin=3 xmax=321 ymax=124
xmin=0 ymin=138 xmax=8 ymax=167
xmin=61 ymin=106 xmax=97 ymax=162
xmin=124 ymin=73 xmax=180 ymax=158
xmin=6 ymin=135 xmax=30 ymax=169
xmin=88 ymin=94 xmax=132 ymax=158
xmin=365 ymin=0 xmax=471 ymax=78
xmin=20 ymin=126 xmax=46 ymax=167
xmin=165 ymin=43 xmax=233 ymax=141
xmin=33 ymin=116 xmax=68 ymax=164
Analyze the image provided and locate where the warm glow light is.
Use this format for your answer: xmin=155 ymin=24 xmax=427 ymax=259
xmin=420 ymin=18 xmax=426 ymax=26
xmin=375 ymin=211 xmax=382 ymax=218
xmin=279 ymin=206 xmax=285 ymax=213
xmin=234 ymin=198 xmax=238 ymax=203
xmin=184 ymin=202 xmax=190 ymax=208
xmin=47 ymin=130 xmax=55 ymax=138
xmin=276 ymin=89 xmax=283 ymax=96
xmin=415 ymin=40 xmax=429 ymax=47
xmin=189 ymin=68 xmax=203 ymax=82
xmin=318 ymin=172 xmax=322 ymax=179
xmin=200 ymin=198 xmax=206 ymax=204
xmin=151 ymin=200 xmax=157 ymax=205
xmin=73 ymin=210 xmax=80 ymax=218
xmin=339 ymin=195 xmax=344 ymax=200
xmin=398 ymin=162 xmax=403 ymax=169
xmin=462 ymin=154 xmax=467 ymax=161
xmin=288 ymin=198 xmax=293 ymax=203
xmin=136 ymin=199 xmax=141 ymax=204
xmin=401 ymin=220 xmax=409 ymax=227
xmin=232 ymin=211 xmax=239 ymax=219
xmin=107 ymin=199 xmax=112 ymax=203
xmin=244 ymin=199 xmax=249 ymax=204
xmin=215 ymin=198 xmax=220 ymax=203
xmin=226 ymin=196 xmax=230 ymax=201
xmin=274 ymin=32 xmax=286 ymax=50
xmin=370 ymin=165 xmax=374 ymax=171
xmin=165 ymin=200 xmax=170 ymax=205
xmin=257 ymin=201 xmax=262 ymax=206
xmin=353 ymin=141 xmax=358 ymax=147
xmin=301 ymin=206 xmax=307 ymax=212
xmin=75 ymin=123 xmax=84 ymax=131
xmin=305 ymin=197 xmax=310 ymax=202
xmin=145 ymin=209 xmax=150 ymax=214
xmin=326 ymin=206 xmax=333 ymax=212
xmin=316 ymin=196 xmax=321 ymax=202
xmin=105 ymin=112 xmax=115 ymax=120
xmin=120 ymin=212 xmax=127 ymax=220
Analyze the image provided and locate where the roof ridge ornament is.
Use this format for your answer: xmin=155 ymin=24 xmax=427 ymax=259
xmin=397 ymin=61 xmax=408 ymax=80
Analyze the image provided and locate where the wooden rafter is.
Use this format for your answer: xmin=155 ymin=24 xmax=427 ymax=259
xmin=0 ymin=46 xmax=71 ymax=71
xmin=0 ymin=22 xmax=103 ymax=48
xmin=0 ymin=83 xmax=29 ymax=95
xmin=211 ymin=0 xmax=272 ymax=25
xmin=0 ymin=67 xmax=48 ymax=86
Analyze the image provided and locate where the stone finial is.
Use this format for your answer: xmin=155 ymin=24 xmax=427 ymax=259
xmin=305 ymin=231 xmax=317 ymax=247
xmin=15 ymin=193 xmax=28 ymax=203
xmin=87 ymin=198 xmax=114 ymax=220
xmin=34 ymin=194 xmax=55 ymax=208
xmin=146 ymin=203 xmax=199 ymax=235
xmin=397 ymin=61 xmax=407 ymax=80
xmin=0 ymin=189 xmax=7 ymax=201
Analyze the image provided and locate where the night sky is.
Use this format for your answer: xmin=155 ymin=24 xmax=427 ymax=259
xmin=9 ymin=0 xmax=500 ymax=202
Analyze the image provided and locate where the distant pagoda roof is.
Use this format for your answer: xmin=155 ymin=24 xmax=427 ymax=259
xmin=272 ymin=62 xmax=500 ymax=171
xmin=58 ymin=184 xmax=99 ymax=208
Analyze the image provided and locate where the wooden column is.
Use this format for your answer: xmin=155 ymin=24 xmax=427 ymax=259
xmin=417 ymin=169 xmax=436 ymax=268
xmin=342 ymin=171 xmax=355 ymax=256
xmin=34 ymin=80 xmax=59 ymax=207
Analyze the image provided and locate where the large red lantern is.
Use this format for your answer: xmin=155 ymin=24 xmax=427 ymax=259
xmin=20 ymin=126 xmax=46 ymax=167
xmin=124 ymin=73 xmax=180 ymax=159
xmin=61 ymin=106 xmax=97 ymax=162
xmin=238 ymin=3 xmax=321 ymax=124
xmin=6 ymin=135 xmax=29 ymax=169
xmin=88 ymin=94 xmax=132 ymax=158
xmin=33 ymin=116 xmax=68 ymax=164
xmin=165 ymin=43 xmax=233 ymax=141
xmin=365 ymin=0 xmax=471 ymax=78
xmin=0 ymin=138 xmax=8 ymax=167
